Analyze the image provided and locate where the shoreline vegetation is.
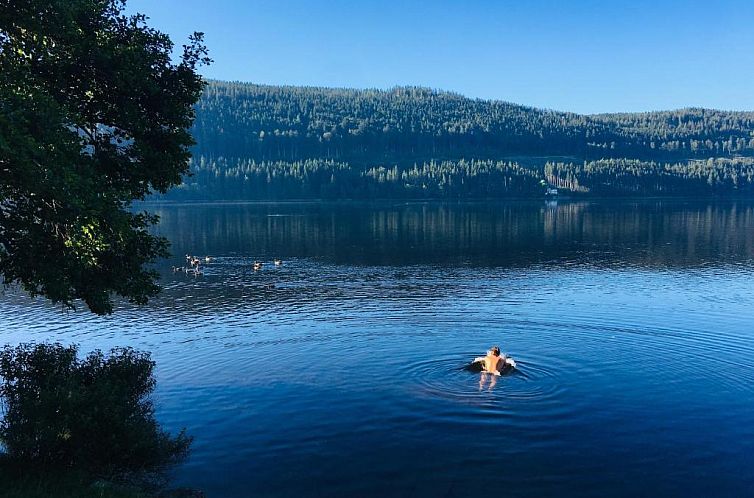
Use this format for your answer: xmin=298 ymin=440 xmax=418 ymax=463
xmin=152 ymin=81 xmax=754 ymax=201
xmin=0 ymin=344 xmax=198 ymax=498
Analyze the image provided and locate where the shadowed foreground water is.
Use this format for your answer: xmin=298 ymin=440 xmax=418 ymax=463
xmin=2 ymin=200 xmax=754 ymax=497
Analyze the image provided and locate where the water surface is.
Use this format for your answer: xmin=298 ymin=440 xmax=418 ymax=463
xmin=2 ymin=200 xmax=754 ymax=497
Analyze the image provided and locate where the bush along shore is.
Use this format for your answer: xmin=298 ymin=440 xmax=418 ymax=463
xmin=0 ymin=343 xmax=201 ymax=497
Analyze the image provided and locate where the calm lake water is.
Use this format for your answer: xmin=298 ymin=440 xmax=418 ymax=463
xmin=2 ymin=200 xmax=754 ymax=497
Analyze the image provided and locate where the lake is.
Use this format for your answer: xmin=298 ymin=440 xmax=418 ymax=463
xmin=2 ymin=200 xmax=754 ymax=497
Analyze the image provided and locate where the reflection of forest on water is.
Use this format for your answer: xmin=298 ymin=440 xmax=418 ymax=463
xmin=149 ymin=200 xmax=754 ymax=269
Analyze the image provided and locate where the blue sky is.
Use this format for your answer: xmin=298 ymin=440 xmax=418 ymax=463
xmin=126 ymin=0 xmax=754 ymax=114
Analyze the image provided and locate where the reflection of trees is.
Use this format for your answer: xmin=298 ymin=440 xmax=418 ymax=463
xmin=150 ymin=201 xmax=754 ymax=269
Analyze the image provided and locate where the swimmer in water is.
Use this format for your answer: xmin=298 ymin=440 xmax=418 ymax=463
xmin=473 ymin=346 xmax=506 ymax=376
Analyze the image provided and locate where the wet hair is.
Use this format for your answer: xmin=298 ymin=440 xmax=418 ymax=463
xmin=489 ymin=346 xmax=500 ymax=356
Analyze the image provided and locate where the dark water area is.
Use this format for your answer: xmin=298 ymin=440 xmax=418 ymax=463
xmin=2 ymin=200 xmax=754 ymax=497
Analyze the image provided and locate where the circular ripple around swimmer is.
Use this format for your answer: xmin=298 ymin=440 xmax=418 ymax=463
xmin=401 ymin=353 xmax=568 ymax=409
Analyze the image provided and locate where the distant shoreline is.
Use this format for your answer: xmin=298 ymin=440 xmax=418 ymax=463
xmin=135 ymin=195 xmax=754 ymax=207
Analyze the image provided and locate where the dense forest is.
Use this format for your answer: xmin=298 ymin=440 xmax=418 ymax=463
xmin=157 ymin=81 xmax=754 ymax=200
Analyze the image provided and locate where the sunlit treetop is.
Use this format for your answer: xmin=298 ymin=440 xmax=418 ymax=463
xmin=0 ymin=0 xmax=210 ymax=314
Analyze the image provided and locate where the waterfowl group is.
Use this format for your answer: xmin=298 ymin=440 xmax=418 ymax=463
xmin=254 ymin=259 xmax=282 ymax=271
xmin=177 ymin=254 xmax=282 ymax=275
xmin=179 ymin=254 xmax=213 ymax=276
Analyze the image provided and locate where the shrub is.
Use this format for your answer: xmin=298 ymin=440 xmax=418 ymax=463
xmin=0 ymin=343 xmax=191 ymax=477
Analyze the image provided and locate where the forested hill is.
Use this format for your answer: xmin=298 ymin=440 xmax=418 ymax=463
xmin=160 ymin=80 xmax=754 ymax=199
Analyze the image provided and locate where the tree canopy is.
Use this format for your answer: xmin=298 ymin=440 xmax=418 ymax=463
xmin=154 ymin=81 xmax=754 ymax=201
xmin=0 ymin=0 xmax=210 ymax=314
xmin=190 ymin=81 xmax=754 ymax=164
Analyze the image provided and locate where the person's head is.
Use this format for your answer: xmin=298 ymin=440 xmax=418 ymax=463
xmin=489 ymin=346 xmax=500 ymax=357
